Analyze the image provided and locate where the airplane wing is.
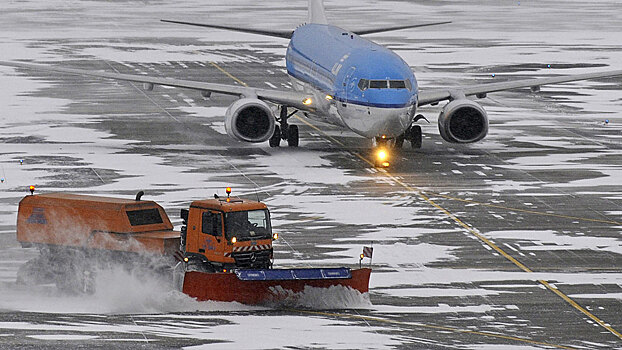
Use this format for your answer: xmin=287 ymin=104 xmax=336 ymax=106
xmin=417 ymin=69 xmax=622 ymax=107
xmin=352 ymin=21 xmax=452 ymax=36
xmin=160 ymin=20 xmax=293 ymax=39
xmin=0 ymin=61 xmax=316 ymax=111
xmin=161 ymin=19 xmax=451 ymax=38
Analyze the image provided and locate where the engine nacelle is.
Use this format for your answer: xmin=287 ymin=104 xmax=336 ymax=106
xmin=224 ymin=98 xmax=276 ymax=143
xmin=438 ymin=99 xmax=489 ymax=143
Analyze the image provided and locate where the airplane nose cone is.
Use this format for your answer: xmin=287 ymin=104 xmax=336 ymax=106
xmin=338 ymin=103 xmax=413 ymax=138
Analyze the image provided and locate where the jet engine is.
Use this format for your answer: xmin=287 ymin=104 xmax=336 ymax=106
xmin=438 ymin=99 xmax=488 ymax=143
xmin=224 ymin=98 xmax=276 ymax=143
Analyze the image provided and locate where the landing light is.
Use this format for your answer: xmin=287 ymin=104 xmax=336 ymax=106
xmin=302 ymin=98 xmax=313 ymax=105
xmin=376 ymin=150 xmax=390 ymax=168
xmin=183 ymin=257 xmax=189 ymax=262
xmin=377 ymin=150 xmax=387 ymax=161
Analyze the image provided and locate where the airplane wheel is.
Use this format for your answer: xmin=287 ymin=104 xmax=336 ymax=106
xmin=287 ymin=125 xmax=299 ymax=147
xmin=269 ymin=126 xmax=281 ymax=147
xmin=410 ymin=125 xmax=422 ymax=149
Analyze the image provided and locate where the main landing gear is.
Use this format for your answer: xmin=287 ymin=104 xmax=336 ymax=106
xmin=269 ymin=106 xmax=299 ymax=147
xmin=405 ymin=125 xmax=422 ymax=149
xmin=399 ymin=114 xmax=428 ymax=149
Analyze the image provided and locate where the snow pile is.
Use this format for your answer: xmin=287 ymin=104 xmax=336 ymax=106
xmin=266 ymin=285 xmax=372 ymax=310
xmin=88 ymin=264 xmax=267 ymax=314
xmin=90 ymin=265 xmax=183 ymax=314
xmin=1 ymin=262 xmax=261 ymax=314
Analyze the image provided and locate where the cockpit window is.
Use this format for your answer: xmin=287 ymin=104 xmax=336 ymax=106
xmin=361 ymin=79 xmax=411 ymax=90
xmin=369 ymin=80 xmax=388 ymax=89
xmin=389 ymin=80 xmax=406 ymax=89
xmin=358 ymin=79 xmax=369 ymax=91
xmin=405 ymin=79 xmax=412 ymax=91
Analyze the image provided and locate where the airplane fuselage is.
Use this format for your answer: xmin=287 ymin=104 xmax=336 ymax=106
xmin=286 ymin=24 xmax=419 ymax=139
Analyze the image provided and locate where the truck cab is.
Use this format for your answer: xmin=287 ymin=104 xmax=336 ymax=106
xmin=181 ymin=195 xmax=275 ymax=272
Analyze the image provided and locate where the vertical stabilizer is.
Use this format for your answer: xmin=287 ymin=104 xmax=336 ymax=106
xmin=308 ymin=0 xmax=328 ymax=24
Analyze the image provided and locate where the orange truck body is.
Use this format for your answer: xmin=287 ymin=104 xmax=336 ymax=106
xmin=16 ymin=192 xmax=274 ymax=267
xmin=17 ymin=193 xmax=180 ymax=255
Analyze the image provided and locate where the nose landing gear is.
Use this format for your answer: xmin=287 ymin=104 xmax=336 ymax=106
xmin=269 ymin=106 xmax=299 ymax=147
xmin=373 ymin=136 xmax=391 ymax=168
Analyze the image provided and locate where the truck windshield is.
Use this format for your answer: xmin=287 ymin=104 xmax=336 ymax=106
xmin=225 ymin=209 xmax=271 ymax=240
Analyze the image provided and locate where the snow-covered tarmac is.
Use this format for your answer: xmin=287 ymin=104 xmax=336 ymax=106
xmin=1 ymin=0 xmax=621 ymax=349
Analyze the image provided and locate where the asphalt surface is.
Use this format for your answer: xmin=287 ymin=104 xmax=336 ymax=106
xmin=1 ymin=1 xmax=621 ymax=349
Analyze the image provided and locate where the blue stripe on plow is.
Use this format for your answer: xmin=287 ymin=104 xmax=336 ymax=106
xmin=235 ymin=268 xmax=351 ymax=281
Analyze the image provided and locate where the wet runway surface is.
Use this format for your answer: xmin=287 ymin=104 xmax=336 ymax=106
xmin=1 ymin=1 xmax=621 ymax=349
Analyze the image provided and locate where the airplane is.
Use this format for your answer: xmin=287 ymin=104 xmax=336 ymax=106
xmin=2 ymin=0 xmax=622 ymax=167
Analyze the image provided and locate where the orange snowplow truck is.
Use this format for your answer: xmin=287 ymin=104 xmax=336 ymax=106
xmin=16 ymin=190 xmax=275 ymax=290
xmin=180 ymin=193 xmax=276 ymax=271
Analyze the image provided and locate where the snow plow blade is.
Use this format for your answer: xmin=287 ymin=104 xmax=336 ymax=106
xmin=183 ymin=268 xmax=371 ymax=304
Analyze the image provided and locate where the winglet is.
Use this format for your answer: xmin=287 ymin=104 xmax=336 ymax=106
xmin=308 ymin=0 xmax=328 ymax=24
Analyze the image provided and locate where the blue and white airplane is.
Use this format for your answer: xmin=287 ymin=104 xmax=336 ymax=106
xmin=2 ymin=0 xmax=622 ymax=165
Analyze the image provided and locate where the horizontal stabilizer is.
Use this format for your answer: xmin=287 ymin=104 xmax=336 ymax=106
xmin=161 ymin=19 xmax=293 ymax=39
xmin=354 ymin=20 xmax=452 ymax=36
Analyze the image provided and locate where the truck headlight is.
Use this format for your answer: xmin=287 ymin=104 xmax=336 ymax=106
xmin=231 ymin=237 xmax=237 ymax=243
xmin=272 ymin=233 xmax=278 ymax=240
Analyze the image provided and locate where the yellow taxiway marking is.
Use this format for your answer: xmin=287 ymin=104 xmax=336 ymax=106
xmin=298 ymin=116 xmax=622 ymax=340
xmin=209 ymin=62 xmax=248 ymax=87
xmin=295 ymin=310 xmax=577 ymax=350
xmin=300 ymin=115 xmax=622 ymax=225
xmin=391 ymin=174 xmax=622 ymax=340
xmin=212 ymin=63 xmax=622 ymax=341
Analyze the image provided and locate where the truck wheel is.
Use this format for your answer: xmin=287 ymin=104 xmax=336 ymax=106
xmin=17 ymin=257 xmax=54 ymax=285
xmin=55 ymin=271 xmax=81 ymax=293
xmin=53 ymin=249 xmax=95 ymax=294
xmin=55 ymin=266 xmax=95 ymax=294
